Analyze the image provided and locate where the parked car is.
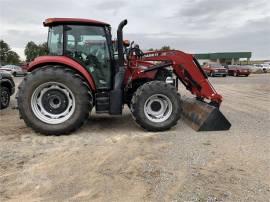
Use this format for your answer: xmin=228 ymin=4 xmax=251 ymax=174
xmin=0 ymin=65 xmax=27 ymax=76
xmin=261 ymin=64 xmax=270 ymax=72
xmin=227 ymin=65 xmax=250 ymax=77
xmin=0 ymin=70 xmax=15 ymax=109
xmin=202 ymin=63 xmax=228 ymax=77
xmin=253 ymin=64 xmax=270 ymax=73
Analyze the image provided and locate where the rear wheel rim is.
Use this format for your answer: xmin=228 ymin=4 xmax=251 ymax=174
xmin=144 ymin=94 xmax=173 ymax=123
xmin=31 ymin=82 xmax=75 ymax=124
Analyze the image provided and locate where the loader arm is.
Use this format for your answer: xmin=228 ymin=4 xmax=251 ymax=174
xmin=141 ymin=50 xmax=222 ymax=106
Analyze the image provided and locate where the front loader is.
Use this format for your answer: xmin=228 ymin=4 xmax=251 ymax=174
xmin=17 ymin=18 xmax=231 ymax=135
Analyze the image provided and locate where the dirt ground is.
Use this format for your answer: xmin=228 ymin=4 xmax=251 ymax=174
xmin=0 ymin=74 xmax=269 ymax=202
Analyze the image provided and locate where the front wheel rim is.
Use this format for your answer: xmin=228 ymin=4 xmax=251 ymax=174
xmin=144 ymin=94 xmax=173 ymax=123
xmin=31 ymin=82 xmax=76 ymax=124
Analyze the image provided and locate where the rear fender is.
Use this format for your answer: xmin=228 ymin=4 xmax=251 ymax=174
xmin=28 ymin=56 xmax=96 ymax=91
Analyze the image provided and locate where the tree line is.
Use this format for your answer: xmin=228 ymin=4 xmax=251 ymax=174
xmin=0 ymin=40 xmax=21 ymax=65
xmin=0 ymin=40 xmax=48 ymax=66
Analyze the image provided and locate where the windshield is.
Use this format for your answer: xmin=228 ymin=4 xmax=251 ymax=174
xmin=48 ymin=25 xmax=63 ymax=55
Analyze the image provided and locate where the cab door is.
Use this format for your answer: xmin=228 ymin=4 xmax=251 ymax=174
xmin=64 ymin=25 xmax=112 ymax=89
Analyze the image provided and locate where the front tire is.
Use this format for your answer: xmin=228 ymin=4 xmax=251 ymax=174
xmin=131 ymin=81 xmax=181 ymax=131
xmin=17 ymin=66 xmax=93 ymax=135
xmin=0 ymin=87 xmax=10 ymax=109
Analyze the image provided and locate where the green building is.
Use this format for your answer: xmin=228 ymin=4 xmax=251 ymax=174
xmin=194 ymin=52 xmax=252 ymax=65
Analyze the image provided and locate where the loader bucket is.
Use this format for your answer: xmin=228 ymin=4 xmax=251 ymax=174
xmin=181 ymin=97 xmax=231 ymax=131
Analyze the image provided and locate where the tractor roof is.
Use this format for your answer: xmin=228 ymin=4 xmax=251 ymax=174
xmin=43 ymin=18 xmax=109 ymax=26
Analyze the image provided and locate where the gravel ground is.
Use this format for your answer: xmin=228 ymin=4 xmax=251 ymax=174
xmin=0 ymin=74 xmax=269 ymax=202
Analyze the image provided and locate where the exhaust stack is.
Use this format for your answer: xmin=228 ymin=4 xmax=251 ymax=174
xmin=117 ymin=19 xmax=128 ymax=68
xmin=109 ymin=19 xmax=128 ymax=115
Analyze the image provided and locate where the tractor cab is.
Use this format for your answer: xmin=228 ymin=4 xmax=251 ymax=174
xmin=44 ymin=18 xmax=116 ymax=90
xmin=43 ymin=18 xmax=128 ymax=115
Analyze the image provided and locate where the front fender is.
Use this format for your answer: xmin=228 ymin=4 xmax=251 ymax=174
xmin=28 ymin=56 xmax=96 ymax=91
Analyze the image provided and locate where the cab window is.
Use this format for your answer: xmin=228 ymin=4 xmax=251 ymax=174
xmin=64 ymin=25 xmax=111 ymax=89
xmin=48 ymin=25 xmax=63 ymax=55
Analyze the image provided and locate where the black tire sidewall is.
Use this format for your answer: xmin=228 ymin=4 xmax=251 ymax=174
xmin=0 ymin=87 xmax=10 ymax=109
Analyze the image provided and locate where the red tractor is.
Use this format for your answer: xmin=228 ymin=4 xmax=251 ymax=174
xmin=17 ymin=18 xmax=230 ymax=135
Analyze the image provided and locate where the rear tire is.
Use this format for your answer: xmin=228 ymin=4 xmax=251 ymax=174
xmin=17 ymin=66 xmax=93 ymax=135
xmin=0 ymin=87 xmax=10 ymax=109
xmin=131 ymin=81 xmax=181 ymax=131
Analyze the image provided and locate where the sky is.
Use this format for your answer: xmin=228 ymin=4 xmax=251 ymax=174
xmin=0 ymin=0 xmax=269 ymax=60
